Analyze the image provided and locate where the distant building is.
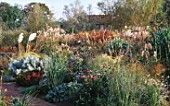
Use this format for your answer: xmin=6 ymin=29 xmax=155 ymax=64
xmin=88 ymin=15 xmax=112 ymax=29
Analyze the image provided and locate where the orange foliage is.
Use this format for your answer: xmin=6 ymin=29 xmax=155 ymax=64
xmin=0 ymin=46 xmax=17 ymax=53
xmin=77 ymin=29 xmax=116 ymax=44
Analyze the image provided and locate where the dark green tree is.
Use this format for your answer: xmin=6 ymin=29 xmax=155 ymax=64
xmin=0 ymin=2 xmax=24 ymax=30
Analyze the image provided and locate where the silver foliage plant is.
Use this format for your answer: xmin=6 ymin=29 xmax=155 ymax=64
xmin=8 ymin=55 xmax=46 ymax=75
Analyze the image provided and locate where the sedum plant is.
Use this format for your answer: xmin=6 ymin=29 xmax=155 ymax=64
xmin=8 ymin=55 xmax=46 ymax=86
xmin=8 ymin=55 xmax=45 ymax=75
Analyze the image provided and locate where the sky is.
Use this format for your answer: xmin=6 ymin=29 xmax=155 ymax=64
xmin=0 ymin=0 xmax=101 ymax=20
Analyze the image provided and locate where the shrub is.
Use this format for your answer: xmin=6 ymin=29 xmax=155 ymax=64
xmin=0 ymin=55 xmax=10 ymax=70
xmin=67 ymin=55 xmax=84 ymax=73
xmin=1 ymin=29 xmax=29 ymax=48
xmin=107 ymin=37 xmax=132 ymax=56
xmin=45 ymin=82 xmax=83 ymax=103
xmin=153 ymin=28 xmax=170 ymax=65
xmin=75 ymin=72 xmax=108 ymax=106
xmin=87 ymin=54 xmax=115 ymax=73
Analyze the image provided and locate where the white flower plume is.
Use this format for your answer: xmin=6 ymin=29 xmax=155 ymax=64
xmin=28 ymin=33 xmax=36 ymax=41
xmin=18 ymin=33 xmax=24 ymax=43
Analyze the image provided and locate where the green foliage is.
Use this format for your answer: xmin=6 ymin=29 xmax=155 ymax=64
xmin=67 ymin=55 xmax=84 ymax=72
xmin=0 ymin=2 xmax=24 ymax=30
xmin=12 ymin=96 xmax=32 ymax=106
xmin=163 ymin=0 xmax=170 ymax=25
xmin=2 ymin=75 xmax=15 ymax=82
xmin=21 ymin=85 xmax=39 ymax=95
xmin=87 ymin=54 xmax=115 ymax=73
xmin=44 ymin=53 xmax=68 ymax=89
xmin=75 ymin=75 xmax=108 ymax=106
xmin=45 ymin=82 xmax=83 ymax=103
xmin=107 ymin=64 xmax=162 ymax=106
xmin=153 ymin=28 xmax=170 ymax=63
xmin=107 ymin=37 xmax=131 ymax=56
xmin=0 ymin=91 xmax=3 ymax=106
xmin=98 ymin=0 xmax=164 ymax=29
xmin=0 ymin=29 xmax=29 ymax=47
xmin=24 ymin=3 xmax=53 ymax=32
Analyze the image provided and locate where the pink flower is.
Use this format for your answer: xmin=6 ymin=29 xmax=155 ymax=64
xmin=93 ymin=76 xmax=97 ymax=81
xmin=88 ymin=74 xmax=93 ymax=79
xmin=80 ymin=75 xmax=86 ymax=78
xmin=87 ymin=70 xmax=92 ymax=73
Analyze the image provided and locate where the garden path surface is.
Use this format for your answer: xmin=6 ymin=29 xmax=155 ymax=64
xmin=2 ymin=82 xmax=73 ymax=106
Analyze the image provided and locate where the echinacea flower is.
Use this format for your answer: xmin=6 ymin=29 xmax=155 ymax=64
xmin=28 ymin=33 xmax=36 ymax=41
xmin=18 ymin=33 xmax=24 ymax=43
xmin=87 ymin=70 xmax=92 ymax=73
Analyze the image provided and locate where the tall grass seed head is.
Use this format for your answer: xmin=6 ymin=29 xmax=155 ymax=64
xmin=18 ymin=33 xmax=24 ymax=43
xmin=28 ymin=33 xmax=36 ymax=41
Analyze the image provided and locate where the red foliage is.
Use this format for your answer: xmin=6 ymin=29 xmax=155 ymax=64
xmin=16 ymin=70 xmax=44 ymax=86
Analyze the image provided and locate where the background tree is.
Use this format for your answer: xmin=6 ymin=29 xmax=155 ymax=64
xmin=0 ymin=2 xmax=24 ymax=30
xmin=24 ymin=2 xmax=53 ymax=32
xmin=97 ymin=0 xmax=115 ymax=15
xmin=163 ymin=0 xmax=170 ymax=26
xmin=97 ymin=0 xmax=164 ymax=30
xmin=61 ymin=0 xmax=96 ymax=33
xmin=87 ymin=4 xmax=93 ymax=15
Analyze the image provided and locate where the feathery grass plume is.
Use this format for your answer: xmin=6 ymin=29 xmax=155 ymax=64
xmin=18 ymin=33 xmax=25 ymax=55
xmin=26 ymin=33 xmax=36 ymax=53
xmin=28 ymin=33 xmax=36 ymax=42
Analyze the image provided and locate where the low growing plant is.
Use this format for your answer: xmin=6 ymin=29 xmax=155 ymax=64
xmin=45 ymin=82 xmax=83 ymax=103
xmin=8 ymin=55 xmax=45 ymax=86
